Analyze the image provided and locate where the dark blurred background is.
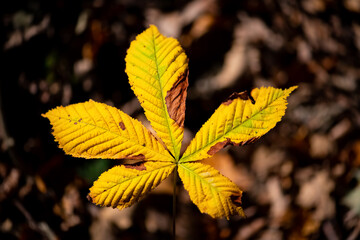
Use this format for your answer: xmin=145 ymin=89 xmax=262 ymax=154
xmin=1 ymin=0 xmax=360 ymax=239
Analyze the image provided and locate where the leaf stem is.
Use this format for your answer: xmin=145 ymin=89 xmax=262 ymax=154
xmin=172 ymin=165 xmax=178 ymax=239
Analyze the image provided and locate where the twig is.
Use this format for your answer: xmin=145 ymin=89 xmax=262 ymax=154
xmin=172 ymin=165 xmax=178 ymax=240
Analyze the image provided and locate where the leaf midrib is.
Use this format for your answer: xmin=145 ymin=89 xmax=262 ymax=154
xmin=93 ymin=163 xmax=175 ymax=197
xmin=180 ymin=92 xmax=285 ymax=162
xmin=150 ymin=28 xmax=180 ymax=160
xmin=48 ymin=113 xmax=173 ymax=161
xmin=178 ymin=163 xmax=226 ymax=215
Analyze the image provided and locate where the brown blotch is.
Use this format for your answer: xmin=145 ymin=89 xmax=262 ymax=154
xmin=223 ymin=91 xmax=254 ymax=105
xmin=207 ymin=138 xmax=237 ymax=156
xmin=207 ymin=137 xmax=260 ymax=155
xmin=126 ymin=154 xmax=145 ymax=160
xmin=123 ymin=162 xmax=147 ymax=171
xmin=119 ymin=122 xmax=126 ymax=130
xmin=165 ymin=68 xmax=189 ymax=128
xmin=230 ymin=193 xmax=242 ymax=207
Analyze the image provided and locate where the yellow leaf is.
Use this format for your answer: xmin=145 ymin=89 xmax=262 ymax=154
xmin=125 ymin=25 xmax=188 ymax=160
xmin=43 ymin=25 xmax=298 ymax=220
xmin=42 ymin=100 xmax=173 ymax=162
xmin=178 ymin=162 xmax=245 ymax=219
xmin=88 ymin=162 xmax=175 ymax=209
xmin=180 ymin=86 xmax=297 ymax=162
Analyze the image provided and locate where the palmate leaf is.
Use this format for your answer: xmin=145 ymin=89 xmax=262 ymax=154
xmin=88 ymin=161 xmax=175 ymax=209
xmin=42 ymin=100 xmax=173 ymax=162
xmin=125 ymin=25 xmax=188 ymax=160
xmin=178 ymin=162 xmax=244 ymax=219
xmin=180 ymin=86 xmax=297 ymax=163
xmin=43 ymin=25 xmax=297 ymax=220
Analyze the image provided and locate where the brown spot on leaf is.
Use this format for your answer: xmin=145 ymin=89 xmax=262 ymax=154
xmin=165 ymin=68 xmax=189 ymax=128
xmin=119 ymin=122 xmax=126 ymax=130
xmin=223 ymin=91 xmax=255 ymax=105
xmin=207 ymin=139 xmax=233 ymax=156
xmin=207 ymin=137 xmax=260 ymax=155
xmin=230 ymin=193 xmax=242 ymax=207
xmin=126 ymin=154 xmax=145 ymax=160
xmin=123 ymin=162 xmax=147 ymax=171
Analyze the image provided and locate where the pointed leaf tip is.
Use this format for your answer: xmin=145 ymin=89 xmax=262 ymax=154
xmin=180 ymin=86 xmax=297 ymax=162
xmin=178 ymin=162 xmax=245 ymax=219
xmin=125 ymin=25 xmax=189 ymax=160
xmin=88 ymin=162 xmax=175 ymax=209
xmin=42 ymin=100 xmax=173 ymax=161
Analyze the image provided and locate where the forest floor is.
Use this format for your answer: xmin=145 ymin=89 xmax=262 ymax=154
xmin=1 ymin=0 xmax=360 ymax=239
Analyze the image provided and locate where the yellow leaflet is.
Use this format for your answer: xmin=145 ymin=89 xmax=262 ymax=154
xmin=178 ymin=162 xmax=245 ymax=219
xmin=180 ymin=86 xmax=297 ymax=162
xmin=125 ymin=25 xmax=188 ymax=160
xmin=88 ymin=162 xmax=175 ymax=209
xmin=42 ymin=100 xmax=173 ymax=162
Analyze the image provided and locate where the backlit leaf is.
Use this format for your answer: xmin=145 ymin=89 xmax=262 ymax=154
xmin=178 ymin=162 xmax=245 ymax=219
xmin=42 ymin=100 xmax=173 ymax=162
xmin=88 ymin=161 xmax=175 ymax=209
xmin=43 ymin=25 xmax=298 ymax=220
xmin=125 ymin=25 xmax=188 ymax=160
xmin=180 ymin=86 xmax=297 ymax=162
